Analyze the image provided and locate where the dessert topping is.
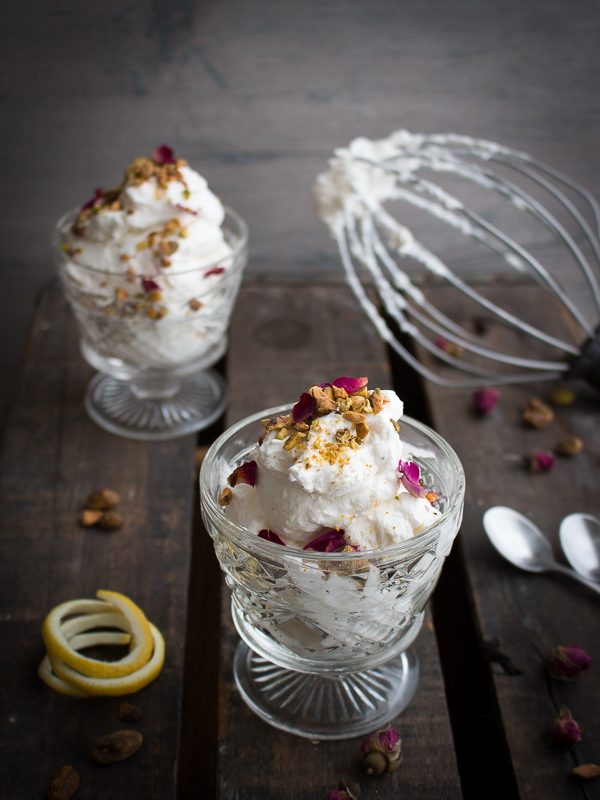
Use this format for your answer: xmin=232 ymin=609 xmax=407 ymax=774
xmin=218 ymin=487 xmax=233 ymax=506
xmin=397 ymin=460 xmax=425 ymax=498
xmin=292 ymin=392 xmax=316 ymax=422
xmin=258 ymin=529 xmax=286 ymax=545
xmin=153 ymin=144 xmax=176 ymax=164
xmin=205 ymin=266 xmax=225 ymax=278
xmin=227 ymin=461 xmax=258 ymax=488
xmin=547 ymin=646 xmax=591 ymax=681
xmin=303 ymin=529 xmax=346 ymax=552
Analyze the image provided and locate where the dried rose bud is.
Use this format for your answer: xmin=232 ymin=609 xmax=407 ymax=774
xmin=153 ymin=144 xmax=175 ymax=164
xmin=571 ymin=764 xmax=600 ymax=780
xmin=435 ymin=336 xmax=464 ymax=359
xmin=550 ymin=706 xmax=583 ymax=745
xmin=118 ymin=702 xmax=142 ymax=723
xmin=524 ymin=450 xmax=555 ymax=473
xmin=548 ymin=646 xmax=591 ymax=681
xmin=473 ymin=387 xmax=499 ymax=417
xmin=360 ymin=725 xmax=402 ymax=774
xmin=522 ymin=398 xmax=554 ymax=429
xmin=554 ymin=437 xmax=584 ymax=457
xmin=325 ymin=780 xmax=356 ymax=800
xmin=547 ymin=387 xmax=575 ymax=406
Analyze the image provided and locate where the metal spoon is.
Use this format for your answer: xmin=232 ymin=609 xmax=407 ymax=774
xmin=559 ymin=513 xmax=600 ymax=583
xmin=483 ymin=506 xmax=600 ymax=595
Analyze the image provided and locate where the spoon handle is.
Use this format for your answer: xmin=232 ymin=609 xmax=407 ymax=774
xmin=552 ymin=563 xmax=600 ymax=596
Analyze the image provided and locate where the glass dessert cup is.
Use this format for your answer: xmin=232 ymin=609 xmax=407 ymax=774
xmin=54 ymin=207 xmax=248 ymax=440
xmin=200 ymin=405 xmax=465 ymax=739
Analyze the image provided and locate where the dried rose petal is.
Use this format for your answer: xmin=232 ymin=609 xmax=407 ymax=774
xmin=332 ymin=376 xmax=368 ymax=394
xmin=303 ymin=530 xmax=346 ymax=552
xmin=292 ymin=392 xmax=316 ymax=422
xmin=142 ymin=278 xmax=160 ymax=292
xmin=473 ymin=387 xmax=499 ymax=416
xmin=176 ymin=204 xmax=198 ymax=215
xmin=258 ymin=529 xmax=286 ymax=546
xmin=397 ymin=459 xmax=426 ymax=498
xmin=227 ymin=460 xmax=258 ymax=488
xmin=524 ymin=450 xmax=555 ymax=473
xmin=548 ymin=646 xmax=592 ymax=681
xmin=325 ymin=780 xmax=356 ymax=800
xmin=81 ymin=188 xmax=104 ymax=211
xmin=550 ymin=706 xmax=582 ymax=745
xmin=204 ymin=266 xmax=225 ymax=278
xmin=153 ymin=144 xmax=176 ymax=163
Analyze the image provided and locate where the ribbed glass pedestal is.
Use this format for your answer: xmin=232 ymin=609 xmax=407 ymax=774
xmin=85 ymin=368 xmax=226 ymax=440
xmin=233 ymin=641 xmax=419 ymax=740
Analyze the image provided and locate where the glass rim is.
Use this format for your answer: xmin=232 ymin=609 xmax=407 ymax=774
xmin=200 ymin=403 xmax=466 ymax=562
xmin=53 ymin=204 xmax=248 ymax=278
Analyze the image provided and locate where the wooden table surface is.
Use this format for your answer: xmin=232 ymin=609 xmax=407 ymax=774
xmin=1 ymin=279 xmax=599 ymax=799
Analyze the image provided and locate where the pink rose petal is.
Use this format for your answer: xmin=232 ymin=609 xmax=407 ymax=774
xmin=292 ymin=392 xmax=316 ymax=422
xmin=153 ymin=144 xmax=176 ymax=164
xmin=303 ymin=530 xmax=346 ymax=552
xmin=142 ymin=278 xmax=160 ymax=292
xmin=227 ymin=460 xmax=258 ymax=487
xmin=81 ymin=188 xmax=104 ymax=211
xmin=204 ymin=266 xmax=226 ymax=278
xmin=397 ymin=459 xmax=426 ymax=498
xmin=379 ymin=728 xmax=401 ymax=753
xmin=258 ymin=529 xmax=286 ymax=546
xmin=332 ymin=376 xmax=368 ymax=394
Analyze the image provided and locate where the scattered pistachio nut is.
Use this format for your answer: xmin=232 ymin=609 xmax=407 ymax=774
xmin=189 ymin=299 xmax=202 ymax=311
xmin=85 ymin=489 xmax=120 ymax=511
xmin=355 ymin=421 xmax=369 ymax=440
xmin=571 ymin=764 xmax=600 ymax=780
xmin=426 ymin=492 xmax=438 ymax=504
xmin=547 ymin=387 xmax=575 ymax=406
xmin=554 ymin=437 xmax=584 ymax=457
xmin=218 ymin=487 xmax=232 ymax=506
xmin=118 ymin=702 xmax=143 ymax=723
xmin=332 ymin=385 xmax=348 ymax=400
xmin=98 ymin=512 xmax=123 ymax=532
xmin=91 ymin=730 xmax=143 ymax=765
xmin=343 ymin=411 xmax=366 ymax=424
xmin=522 ymin=398 xmax=554 ymax=429
xmin=81 ymin=509 xmax=103 ymax=527
xmin=47 ymin=765 xmax=79 ymax=800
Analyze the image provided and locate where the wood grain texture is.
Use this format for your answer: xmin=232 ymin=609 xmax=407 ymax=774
xmin=418 ymin=285 xmax=600 ymax=800
xmin=0 ymin=282 xmax=196 ymax=799
xmin=217 ymin=285 xmax=462 ymax=800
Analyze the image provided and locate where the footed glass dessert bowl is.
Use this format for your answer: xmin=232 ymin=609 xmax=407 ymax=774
xmin=200 ymin=404 xmax=465 ymax=739
xmin=55 ymin=206 xmax=247 ymax=440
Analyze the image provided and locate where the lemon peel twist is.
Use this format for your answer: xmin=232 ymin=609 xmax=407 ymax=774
xmin=39 ymin=590 xmax=164 ymax=697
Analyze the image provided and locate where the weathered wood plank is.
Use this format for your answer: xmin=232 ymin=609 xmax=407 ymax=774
xmin=0 ymin=282 xmax=196 ymax=798
xmin=418 ymin=285 xmax=600 ymax=800
xmin=216 ymin=285 xmax=462 ymax=800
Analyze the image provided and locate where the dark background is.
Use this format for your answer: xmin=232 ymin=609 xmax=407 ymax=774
xmin=2 ymin=0 xmax=599 ymax=411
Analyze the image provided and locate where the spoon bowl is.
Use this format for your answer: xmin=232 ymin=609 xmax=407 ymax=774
xmin=483 ymin=506 xmax=555 ymax=572
xmin=483 ymin=506 xmax=600 ymax=596
xmin=559 ymin=513 xmax=600 ymax=583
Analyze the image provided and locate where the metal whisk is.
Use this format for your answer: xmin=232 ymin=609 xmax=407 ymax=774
xmin=314 ymin=131 xmax=600 ymax=390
